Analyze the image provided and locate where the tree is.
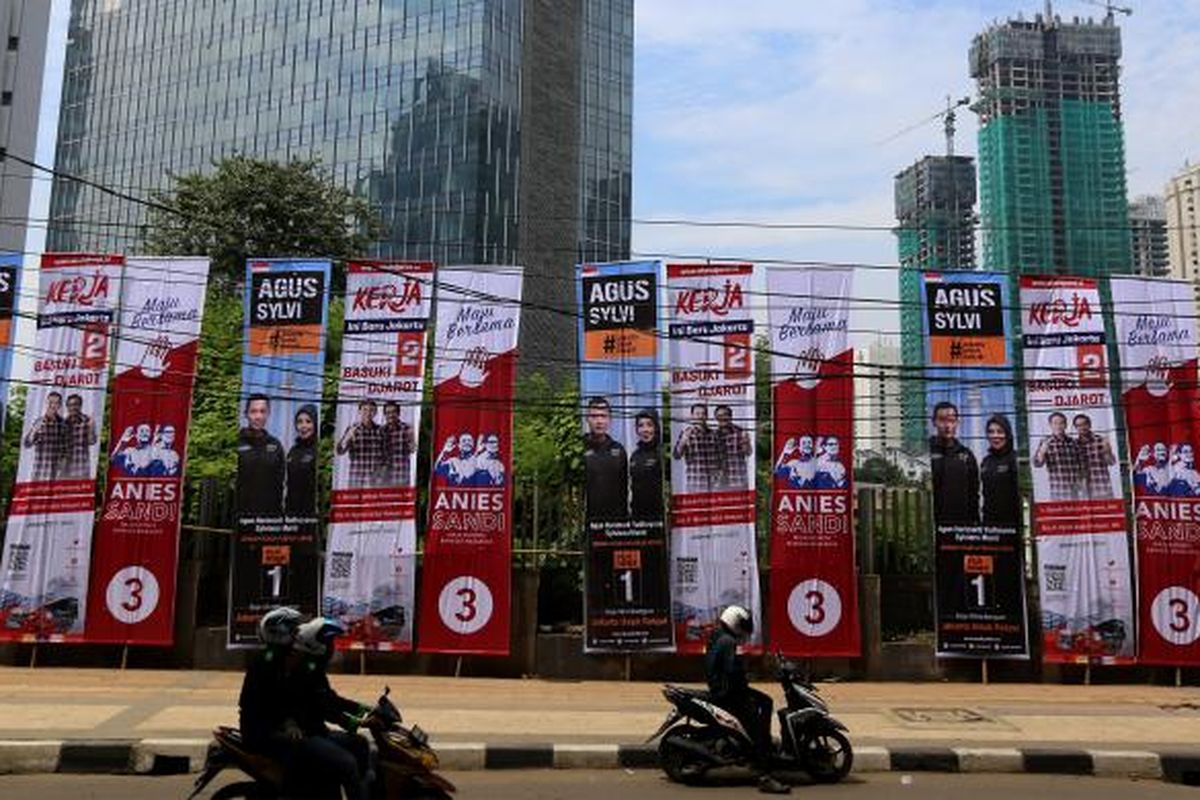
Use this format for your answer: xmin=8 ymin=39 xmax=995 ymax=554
xmin=144 ymin=156 xmax=384 ymax=285
xmin=855 ymin=456 xmax=910 ymax=487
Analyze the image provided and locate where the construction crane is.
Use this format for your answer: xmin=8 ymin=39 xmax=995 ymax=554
xmin=877 ymin=95 xmax=971 ymax=157
xmin=1077 ymin=0 xmax=1133 ymax=22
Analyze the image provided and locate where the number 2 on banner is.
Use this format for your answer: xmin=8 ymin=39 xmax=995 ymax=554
xmin=724 ymin=333 xmax=751 ymax=378
xmin=1075 ymin=343 xmax=1106 ymax=388
xmin=80 ymin=323 xmax=109 ymax=370
xmin=395 ymin=331 xmax=424 ymax=377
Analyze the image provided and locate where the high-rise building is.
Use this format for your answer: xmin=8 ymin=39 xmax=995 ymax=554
xmin=47 ymin=0 xmax=633 ymax=371
xmin=0 ymin=0 xmax=65 ymax=254
xmin=894 ymin=155 xmax=977 ymax=449
xmin=970 ymin=9 xmax=1132 ymax=275
xmin=1128 ymin=195 xmax=1168 ymax=278
xmin=1165 ymin=162 xmax=1200 ymax=282
xmin=854 ymin=338 xmax=903 ymax=454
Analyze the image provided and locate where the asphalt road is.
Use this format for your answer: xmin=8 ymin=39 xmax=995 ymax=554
xmin=0 ymin=771 xmax=1194 ymax=799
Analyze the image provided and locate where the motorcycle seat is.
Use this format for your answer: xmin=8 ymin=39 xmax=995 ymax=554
xmin=664 ymin=685 xmax=711 ymax=701
xmin=213 ymin=726 xmax=285 ymax=787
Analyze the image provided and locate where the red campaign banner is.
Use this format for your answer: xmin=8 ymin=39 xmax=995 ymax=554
xmin=417 ymin=268 xmax=523 ymax=655
xmin=766 ymin=267 xmax=859 ymax=656
xmin=1113 ymin=277 xmax=1200 ymax=665
xmin=86 ymin=257 xmax=209 ymax=645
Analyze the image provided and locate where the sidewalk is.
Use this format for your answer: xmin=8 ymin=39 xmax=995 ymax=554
xmin=2 ymin=667 xmax=1200 ymax=750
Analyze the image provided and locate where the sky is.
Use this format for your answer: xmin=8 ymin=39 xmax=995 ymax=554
xmin=630 ymin=0 xmax=1200 ymax=345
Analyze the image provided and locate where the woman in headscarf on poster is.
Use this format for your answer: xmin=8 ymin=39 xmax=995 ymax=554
xmin=629 ymin=408 xmax=664 ymax=522
xmin=980 ymin=413 xmax=1020 ymax=528
xmin=285 ymin=404 xmax=319 ymax=517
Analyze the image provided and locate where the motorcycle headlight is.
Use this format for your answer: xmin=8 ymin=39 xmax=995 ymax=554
xmin=410 ymin=725 xmax=429 ymax=746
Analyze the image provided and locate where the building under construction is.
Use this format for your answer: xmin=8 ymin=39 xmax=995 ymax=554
xmin=895 ymin=155 xmax=978 ymax=448
xmin=970 ymin=7 xmax=1133 ymax=275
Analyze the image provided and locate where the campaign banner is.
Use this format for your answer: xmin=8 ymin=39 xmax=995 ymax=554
xmin=1020 ymin=276 xmax=1134 ymax=664
xmin=0 ymin=252 xmax=20 ymax=425
xmin=229 ymin=259 xmax=331 ymax=647
xmin=578 ymin=261 xmax=672 ymax=652
xmin=324 ymin=261 xmax=432 ymax=652
xmin=666 ymin=263 xmax=761 ymax=654
xmin=417 ymin=267 xmax=522 ymax=655
xmin=87 ymin=257 xmax=210 ymax=645
xmin=1113 ymin=277 xmax=1200 ymax=665
xmin=766 ymin=267 xmax=859 ymax=656
xmin=923 ymin=272 xmax=1029 ymax=658
xmin=0 ymin=253 xmax=122 ymax=642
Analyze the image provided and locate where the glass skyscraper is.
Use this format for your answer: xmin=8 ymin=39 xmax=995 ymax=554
xmin=48 ymin=0 xmax=633 ymax=369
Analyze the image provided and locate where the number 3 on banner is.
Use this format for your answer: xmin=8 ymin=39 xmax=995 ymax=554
xmin=105 ymin=566 xmax=160 ymax=625
xmin=437 ymin=576 xmax=494 ymax=635
xmin=1152 ymin=586 xmax=1200 ymax=646
xmin=787 ymin=579 xmax=841 ymax=638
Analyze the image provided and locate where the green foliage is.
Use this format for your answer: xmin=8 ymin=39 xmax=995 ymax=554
xmin=0 ymin=387 xmax=25 ymax=506
xmin=855 ymin=456 xmax=912 ymax=487
xmin=143 ymin=156 xmax=384 ymax=285
xmin=513 ymin=372 xmax=584 ymax=550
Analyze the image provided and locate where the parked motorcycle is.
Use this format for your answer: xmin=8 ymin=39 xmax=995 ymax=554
xmin=648 ymin=656 xmax=853 ymax=785
xmin=187 ymin=686 xmax=456 ymax=799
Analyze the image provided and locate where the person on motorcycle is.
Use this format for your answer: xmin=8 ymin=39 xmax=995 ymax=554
xmin=705 ymin=605 xmax=790 ymax=795
xmin=239 ymin=610 xmax=372 ymax=800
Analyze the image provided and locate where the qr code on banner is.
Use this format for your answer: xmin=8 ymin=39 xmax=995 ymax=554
xmin=675 ymin=557 xmax=699 ymax=587
xmin=7 ymin=544 xmax=29 ymax=574
xmin=1044 ymin=564 xmax=1066 ymax=592
xmin=329 ymin=552 xmax=353 ymax=580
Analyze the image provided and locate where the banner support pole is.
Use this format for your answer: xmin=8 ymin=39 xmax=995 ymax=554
xmin=359 ymin=650 xmax=366 ymax=676
xmin=981 ymin=658 xmax=988 ymax=685
xmin=454 ymin=656 xmax=463 ymax=678
xmin=28 ymin=644 xmax=36 ymax=669
xmin=120 ymin=644 xmax=129 ymax=671
xmin=1176 ymin=667 xmax=1182 ymax=687
xmin=1084 ymin=664 xmax=1091 ymax=686
xmin=624 ymin=655 xmax=632 ymax=682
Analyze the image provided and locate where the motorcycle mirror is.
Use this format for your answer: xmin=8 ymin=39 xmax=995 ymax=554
xmin=384 ymin=686 xmax=391 ymax=697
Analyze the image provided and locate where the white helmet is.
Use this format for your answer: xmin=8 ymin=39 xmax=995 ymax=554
xmin=259 ymin=607 xmax=303 ymax=647
xmin=294 ymin=616 xmax=347 ymax=657
xmin=719 ymin=605 xmax=754 ymax=637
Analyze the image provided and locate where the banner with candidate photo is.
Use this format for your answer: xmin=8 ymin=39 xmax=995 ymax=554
xmin=0 ymin=253 xmax=122 ymax=643
xmin=1020 ymin=276 xmax=1134 ymax=664
xmin=923 ymin=272 xmax=1028 ymax=659
xmin=0 ymin=251 xmax=20 ymax=426
xmin=578 ymin=260 xmax=672 ymax=652
xmin=1113 ymin=276 xmax=1200 ymax=665
xmin=766 ymin=267 xmax=859 ymax=657
xmin=324 ymin=261 xmax=431 ymax=652
xmin=87 ymin=257 xmax=209 ymax=645
xmin=666 ymin=263 xmax=761 ymax=654
xmin=229 ymin=258 xmax=331 ymax=647
xmin=417 ymin=267 xmax=523 ymax=655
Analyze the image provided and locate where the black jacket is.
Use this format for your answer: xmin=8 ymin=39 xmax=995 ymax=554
xmin=285 ymin=437 xmax=317 ymax=517
xmin=981 ymin=448 xmax=1020 ymax=527
xmin=238 ymin=648 xmax=362 ymax=747
xmin=628 ymin=440 xmax=664 ymax=522
xmin=929 ymin=435 xmax=979 ymax=526
xmin=705 ymin=627 xmax=748 ymax=702
xmin=237 ymin=427 xmax=285 ymax=516
xmin=584 ymin=433 xmax=628 ymax=522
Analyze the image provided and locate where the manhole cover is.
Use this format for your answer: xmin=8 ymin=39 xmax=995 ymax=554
xmin=893 ymin=707 xmax=993 ymax=724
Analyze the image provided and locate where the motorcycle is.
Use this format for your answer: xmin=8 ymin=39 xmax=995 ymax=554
xmin=647 ymin=656 xmax=853 ymax=785
xmin=187 ymin=686 xmax=456 ymax=800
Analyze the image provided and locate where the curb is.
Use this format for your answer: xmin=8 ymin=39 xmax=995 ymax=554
xmin=0 ymin=740 xmax=1198 ymax=784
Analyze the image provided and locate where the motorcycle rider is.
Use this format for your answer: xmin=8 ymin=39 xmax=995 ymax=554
xmin=239 ymin=610 xmax=372 ymax=800
xmin=705 ymin=605 xmax=790 ymax=794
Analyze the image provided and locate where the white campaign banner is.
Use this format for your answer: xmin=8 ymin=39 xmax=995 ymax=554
xmin=666 ymin=263 xmax=761 ymax=653
xmin=0 ymin=253 xmax=124 ymax=642
xmin=324 ymin=261 xmax=432 ymax=651
xmin=1020 ymin=275 xmax=1134 ymax=664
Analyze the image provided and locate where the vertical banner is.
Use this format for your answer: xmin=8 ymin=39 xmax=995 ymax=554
xmin=324 ymin=262 xmax=432 ymax=651
xmin=0 ymin=252 xmax=20 ymax=425
xmin=229 ymin=259 xmax=331 ymax=647
xmin=578 ymin=260 xmax=673 ymax=652
xmin=923 ymin=272 xmax=1029 ymax=658
xmin=666 ymin=263 xmax=761 ymax=653
xmin=767 ymin=267 xmax=859 ymax=656
xmin=0 ymin=253 xmax=122 ymax=642
xmin=1021 ymin=276 xmax=1134 ymax=664
xmin=418 ymin=267 xmax=523 ymax=655
xmin=87 ymin=257 xmax=210 ymax=644
xmin=1113 ymin=277 xmax=1200 ymax=664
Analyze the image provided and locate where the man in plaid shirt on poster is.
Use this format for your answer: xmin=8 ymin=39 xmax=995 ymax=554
xmin=336 ymin=399 xmax=386 ymax=489
xmin=714 ymin=404 xmax=752 ymax=490
xmin=23 ymin=390 xmax=69 ymax=481
xmin=381 ymin=400 xmax=414 ymax=487
xmin=61 ymin=393 xmax=98 ymax=479
xmin=673 ymin=402 xmax=721 ymax=492
xmin=1073 ymin=413 xmax=1117 ymax=500
xmin=1034 ymin=411 xmax=1083 ymax=501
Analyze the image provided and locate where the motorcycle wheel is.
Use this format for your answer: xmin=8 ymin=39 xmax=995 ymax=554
xmin=209 ymin=780 xmax=275 ymax=800
xmin=803 ymin=729 xmax=853 ymax=783
xmin=659 ymin=730 xmax=710 ymax=785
